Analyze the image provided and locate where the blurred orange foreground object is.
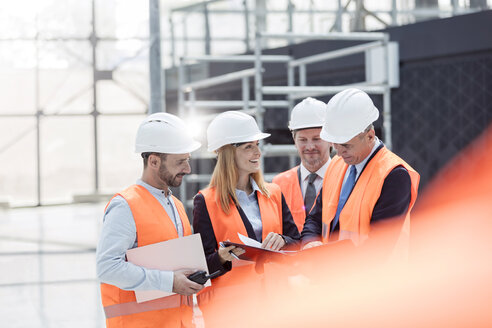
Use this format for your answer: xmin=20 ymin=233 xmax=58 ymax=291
xmin=202 ymin=124 xmax=492 ymax=328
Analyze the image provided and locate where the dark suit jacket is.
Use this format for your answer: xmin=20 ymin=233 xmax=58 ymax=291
xmin=301 ymin=144 xmax=412 ymax=245
xmin=193 ymin=192 xmax=300 ymax=274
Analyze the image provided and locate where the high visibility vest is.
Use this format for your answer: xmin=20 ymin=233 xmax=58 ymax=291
xmin=272 ymin=166 xmax=306 ymax=232
xmin=197 ymin=183 xmax=283 ymax=306
xmin=100 ymin=184 xmax=193 ymax=328
xmin=321 ymin=147 xmax=420 ymax=245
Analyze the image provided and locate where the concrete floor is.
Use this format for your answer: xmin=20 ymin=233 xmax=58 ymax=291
xmin=0 ymin=203 xmax=106 ymax=328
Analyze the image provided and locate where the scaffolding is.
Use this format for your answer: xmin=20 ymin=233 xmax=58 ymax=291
xmin=176 ymin=29 xmax=399 ymax=211
xmin=1 ymin=0 xmax=489 ymax=207
xmin=167 ymin=0 xmax=487 ymax=68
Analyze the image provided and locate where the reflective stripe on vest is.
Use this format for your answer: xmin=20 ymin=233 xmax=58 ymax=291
xmin=100 ymin=184 xmax=192 ymax=323
xmin=321 ymin=147 xmax=420 ymax=244
xmin=104 ymin=294 xmax=193 ymax=319
xmin=272 ymin=166 xmax=306 ymax=232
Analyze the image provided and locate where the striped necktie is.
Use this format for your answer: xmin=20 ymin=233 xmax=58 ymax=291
xmin=304 ymin=173 xmax=318 ymax=215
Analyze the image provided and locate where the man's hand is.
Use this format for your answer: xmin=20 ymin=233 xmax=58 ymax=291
xmin=172 ymin=270 xmax=204 ymax=296
xmin=302 ymin=241 xmax=323 ymax=250
xmin=261 ymin=232 xmax=286 ymax=251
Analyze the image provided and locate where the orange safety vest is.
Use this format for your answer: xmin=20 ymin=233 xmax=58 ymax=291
xmin=321 ymin=147 xmax=420 ymax=245
xmin=197 ymin=183 xmax=283 ymax=324
xmin=100 ymin=184 xmax=193 ymax=328
xmin=272 ymin=166 xmax=306 ymax=232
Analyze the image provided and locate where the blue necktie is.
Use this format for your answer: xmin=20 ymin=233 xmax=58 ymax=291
xmin=331 ymin=165 xmax=357 ymax=233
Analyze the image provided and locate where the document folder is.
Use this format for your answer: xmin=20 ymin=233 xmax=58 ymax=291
xmin=221 ymin=241 xmax=295 ymax=262
xmin=126 ymin=233 xmax=210 ymax=303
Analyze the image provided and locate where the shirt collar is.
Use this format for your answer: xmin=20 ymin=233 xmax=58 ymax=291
xmin=353 ymin=136 xmax=381 ymax=175
xmin=137 ymin=179 xmax=172 ymax=197
xmin=235 ymin=176 xmax=262 ymax=197
xmin=299 ymin=157 xmax=331 ymax=181
xmin=250 ymin=177 xmax=262 ymax=194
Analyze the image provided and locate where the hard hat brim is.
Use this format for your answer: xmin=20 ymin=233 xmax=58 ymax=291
xmin=289 ymin=123 xmax=323 ymax=131
xmin=136 ymin=140 xmax=202 ymax=154
xmin=319 ymin=129 xmax=356 ymax=144
xmin=207 ymin=132 xmax=270 ymax=152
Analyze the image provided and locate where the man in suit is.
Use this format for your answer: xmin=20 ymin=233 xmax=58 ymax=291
xmin=302 ymin=88 xmax=420 ymax=248
xmin=272 ymin=97 xmax=331 ymax=233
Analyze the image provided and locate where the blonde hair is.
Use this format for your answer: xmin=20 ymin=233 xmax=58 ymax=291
xmin=209 ymin=144 xmax=270 ymax=214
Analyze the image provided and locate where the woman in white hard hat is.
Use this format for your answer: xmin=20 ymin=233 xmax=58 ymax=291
xmin=193 ymin=111 xmax=300 ymax=326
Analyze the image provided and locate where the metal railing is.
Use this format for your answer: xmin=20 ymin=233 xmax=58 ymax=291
xmin=166 ymin=0 xmax=488 ymax=67
xmin=177 ymin=53 xmax=299 ymax=209
xmin=177 ymin=29 xmax=399 ymax=211
xmin=254 ymin=31 xmax=397 ymax=150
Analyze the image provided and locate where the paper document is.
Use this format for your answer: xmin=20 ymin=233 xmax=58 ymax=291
xmin=237 ymin=233 xmax=296 ymax=254
xmin=220 ymin=233 xmax=297 ymax=262
xmin=238 ymin=233 xmax=262 ymax=247
xmin=126 ymin=233 xmax=209 ymax=303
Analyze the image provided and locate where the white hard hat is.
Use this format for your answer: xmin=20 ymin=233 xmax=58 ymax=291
xmin=288 ymin=97 xmax=326 ymax=130
xmin=135 ymin=112 xmax=201 ymax=154
xmin=320 ymin=88 xmax=379 ymax=144
xmin=207 ymin=111 xmax=270 ymax=152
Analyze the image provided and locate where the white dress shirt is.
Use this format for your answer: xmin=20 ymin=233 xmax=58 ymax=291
xmin=299 ymin=157 xmax=331 ymax=199
xmin=235 ymin=177 xmax=263 ymax=241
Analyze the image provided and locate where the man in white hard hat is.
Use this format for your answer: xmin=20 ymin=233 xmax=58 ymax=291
xmin=96 ymin=113 xmax=204 ymax=328
xmin=302 ymin=88 xmax=420 ymax=248
xmin=272 ymin=97 xmax=332 ymax=233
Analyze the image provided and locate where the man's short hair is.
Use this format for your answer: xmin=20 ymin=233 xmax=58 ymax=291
xmin=365 ymin=124 xmax=374 ymax=133
xmin=359 ymin=124 xmax=374 ymax=137
xmin=291 ymin=126 xmax=323 ymax=139
xmin=142 ymin=152 xmax=167 ymax=168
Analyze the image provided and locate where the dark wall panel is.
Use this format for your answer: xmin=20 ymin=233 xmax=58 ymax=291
xmin=165 ymin=10 xmax=492 ymax=190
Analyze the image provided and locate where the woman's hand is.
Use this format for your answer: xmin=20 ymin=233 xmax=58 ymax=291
xmin=218 ymin=244 xmax=245 ymax=264
xmin=302 ymin=241 xmax=323 ymax=250
xmin=261 ymin=232 xmax=286 ymax=251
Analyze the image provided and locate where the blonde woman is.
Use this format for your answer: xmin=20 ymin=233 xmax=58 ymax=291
xmin=193 ymin=111 xmax=300 ymax=326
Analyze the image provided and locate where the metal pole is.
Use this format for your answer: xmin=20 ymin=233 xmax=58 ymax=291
xmin=299 ymin=65 xmax=306 ymax=86
xmin=169 ymin=15 xmax=176 ymax=67
xmin=383 ymin=87 xmax=392 ymax=150
xmin=189 ymin=89 xmax=196 ymax=118
xmin=383 ymin=32 xmax=392 ymax=149
xmin=287 ymin=0 xmax=294 ymax=45
xmin=256 ymin=0 xmax=267 ymax=48
xmin=183 ymin=16 xmax=188 ymax=57
xmin=353 ymin=0 xmax=365 ymax=31
xmin=242 ymin=77 xmax=250 ymax=112
xmin=35 ymin=13 xmax=41 ymax=206
xmin=309 ymin=0 xmax=314 ymax=33
xmin=178 ymin=57 xmax=185 ymax=118
xmin=287 ymin=62 xmax=296 ymax=169
xmin=91 ymin=0 xmax=100 ymax=193
xmin=287 ymin=65 xmax=295 ymax=111
xmin=335 ymin=0 xmax=343 ymax=32
xmin=452 ymin=0 xmax=459 ymax=15
xmin=204 ymin=3 xmax=211 ymax=55
xmin=391 ymin=0 xmax=397 ymax=25
xmin=254 ymin=31 xmax=264 ymax=156
xmin=243 ymin=0 xmax=251 ymax=52
xmin=149 ymin=0 xmax=163 ymax=114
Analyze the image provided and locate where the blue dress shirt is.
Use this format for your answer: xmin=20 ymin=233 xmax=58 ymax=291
xmin=95 ymin=179 xmax=182 ymax=293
